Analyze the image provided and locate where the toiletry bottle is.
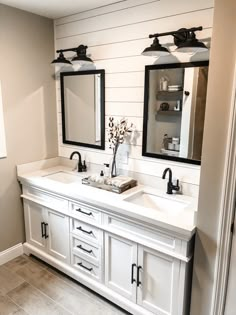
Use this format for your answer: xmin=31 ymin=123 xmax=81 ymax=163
xmin=163 ymin=134 xmax=169 ymax=149
xmin=160 ymin=76 xmax=168 ymax=91
xmin=98 ymin=170 xmax=105 ymax=184
xmin=82 ymin=160 xmax=87 ymax=172
xmin=104 ymin=163 xmax=110 ymax=177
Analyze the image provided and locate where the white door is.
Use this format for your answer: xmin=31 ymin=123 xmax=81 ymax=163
xmin=224 ymin=216 xmax=236 ymax=315
xmin=105 ymin=233 xmax=137 ymax=302
xmin=137 ymin=245 xmax=181 ymax=315
xmin=24 ymin=200 xmax=47 ymax=251
xmin=46 ymin=209 xmax=70 ymax=263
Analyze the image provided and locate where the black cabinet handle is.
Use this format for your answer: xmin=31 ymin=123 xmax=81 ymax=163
xmin=131 ymin=263 xmax=136 ymax=284
xmin=77 ymin=245 xmax=93 ymax=254
xmin=44 ymin=223 xmax=49 ymax=239
xmin=77 ymin=262 xmax=93 ymax=272
xmin=76 ymin=226 xmax=93 ymax=235
xmin=41 ymin=222 xmax=45 ymax=238
xmin=76 ymin=208 xmax=93 ymax=216
xmin=137 ymin=266 xmax=142 ymax=287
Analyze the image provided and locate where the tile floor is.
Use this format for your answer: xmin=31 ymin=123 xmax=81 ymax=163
xmin=0 ymin=255 xmax=129 ymax=315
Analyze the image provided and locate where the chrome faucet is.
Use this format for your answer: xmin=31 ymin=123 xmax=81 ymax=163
xmin=70 ymin=151 xmax=83 ymax=172
xmin=162 ymin=168 xmax=180 ymax=194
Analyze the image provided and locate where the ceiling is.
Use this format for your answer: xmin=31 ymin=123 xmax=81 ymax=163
xmin=0 ymin=0 xmax=125 ymax=19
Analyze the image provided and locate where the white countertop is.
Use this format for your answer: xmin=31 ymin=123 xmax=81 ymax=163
xmin=17 ymin=160 xmax=197 ymax=240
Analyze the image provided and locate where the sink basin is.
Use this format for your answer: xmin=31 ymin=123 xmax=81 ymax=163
xmin=43 ymin=171 xmax=82 ymax=184
xmin=125 ymin=191 xmax=189 ymax=213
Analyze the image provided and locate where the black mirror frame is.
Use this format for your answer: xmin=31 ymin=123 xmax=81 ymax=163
xmin=60 ymin=69 xmax=105 ymax=150
xmin=142 ymin=61 xmax=209 ymax=165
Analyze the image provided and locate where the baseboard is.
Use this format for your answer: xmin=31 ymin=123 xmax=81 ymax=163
xmin=0 ymin=243 xmax=23 ymax=266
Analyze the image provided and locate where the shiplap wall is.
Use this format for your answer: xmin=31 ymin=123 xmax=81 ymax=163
xmin=54 ymin=0 xmax=214 ymax=188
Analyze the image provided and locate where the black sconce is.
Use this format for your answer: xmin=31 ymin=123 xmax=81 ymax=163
xmin=142 ymin=26 xmax=208 ymax=57
xmin=51 ymin=45 xmax=93 ymax=67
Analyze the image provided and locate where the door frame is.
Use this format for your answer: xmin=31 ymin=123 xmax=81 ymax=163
xmin=211 ymin=62 xmax=236 ymax=314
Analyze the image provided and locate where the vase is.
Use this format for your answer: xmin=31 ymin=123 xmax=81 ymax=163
xmin=111 ymin=143 xmax=119 ymax=178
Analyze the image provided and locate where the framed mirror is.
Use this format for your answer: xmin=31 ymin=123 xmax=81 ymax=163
xmin=60 ymin=69 xmax=105 ymax=150
xmin=142 ymin=61 xmax=209 ymax=165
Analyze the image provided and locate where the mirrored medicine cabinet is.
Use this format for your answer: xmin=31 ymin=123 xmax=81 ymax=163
xmin=142 ymin=61 xmax=209 ymax=165
xmin=60 ymin=69 xmax=105 ymax=150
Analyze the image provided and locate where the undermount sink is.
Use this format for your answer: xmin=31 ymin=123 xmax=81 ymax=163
xmin=43 ymin=171 xmax=83 ymax=184
xmin=124 ymin=190 xmax=190 ymax=214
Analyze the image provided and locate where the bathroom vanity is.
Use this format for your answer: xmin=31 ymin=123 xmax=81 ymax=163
xmin=17 ymin=158 xmax=197 ymax=315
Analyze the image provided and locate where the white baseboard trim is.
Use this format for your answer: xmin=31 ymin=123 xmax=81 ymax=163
xmin=0 ymin=243 xmax=23 ymax=266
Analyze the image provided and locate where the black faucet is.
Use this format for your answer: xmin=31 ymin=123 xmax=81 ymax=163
xmin=70 ymin=151 xmax=83 ymax=172
xmin=162 ymin=168 xmax=180 ymax=194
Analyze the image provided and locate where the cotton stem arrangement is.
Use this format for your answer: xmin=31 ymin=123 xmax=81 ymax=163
xmin=108 ymin=117 xmax=134 ymax=177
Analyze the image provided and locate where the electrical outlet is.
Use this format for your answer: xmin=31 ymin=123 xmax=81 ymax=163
xmin=116 ymin=144 xmax=129 ymax=164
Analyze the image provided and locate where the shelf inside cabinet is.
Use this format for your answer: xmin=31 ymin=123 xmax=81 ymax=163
xmin=160 ymin=148 xmax=180 ymax=157
xmin=156 ymin=90 xmax=183 ymax=101
xmin=156 ymin=110 xmax=182 ymax=115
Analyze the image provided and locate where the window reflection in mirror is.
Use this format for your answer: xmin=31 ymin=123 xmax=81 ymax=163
xmin=142 ymin=61 xmax=209 ymax=165
xmin=61 ymin=70 xmax=105 ymax=150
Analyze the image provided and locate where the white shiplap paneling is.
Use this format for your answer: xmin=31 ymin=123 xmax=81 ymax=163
xmin=54 ymin=0 xmax=214 ymax=189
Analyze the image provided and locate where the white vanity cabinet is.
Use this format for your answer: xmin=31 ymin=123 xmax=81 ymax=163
xmin=23 ymin=188 xmax=70 ymax=264
xmin=137 ymin=246 xmax=184 ymax=315
xmin=20 ymin=182 xmax=194 ymax=315
xmin=105 ymin=233 xmax=138 ymax=302
xmin=46 ymin=209 xmax=70 ymax=263
xmin=24 ymin=201 xmax=47 ymax=252
xmin=105 ymin=232 xmax=190 ymax=315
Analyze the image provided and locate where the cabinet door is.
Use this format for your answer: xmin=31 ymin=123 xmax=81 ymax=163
xmin=137 ymin=245 xmax=181 ymax=315
xmin=46 ymin=209 xmax=70 ymax=263
xmin=24 ymin=200 xmax=47 ymax=251
xmin=105 ymin=233 xmax=137 ymax=302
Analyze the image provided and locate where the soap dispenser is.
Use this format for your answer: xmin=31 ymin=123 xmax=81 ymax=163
xmin=104 ymin=163 xmax=110 ymax=178
xmin=98 ymin=170 xmax=105 ymax=184
xmin=82 ymin=160 xmax=87 ymax=172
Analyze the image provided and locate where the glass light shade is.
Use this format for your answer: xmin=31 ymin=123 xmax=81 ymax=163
xmin=142 ymin=38 xmax=170 ymax=57
xmin=71 ymin=56 xmax=93 ymax=65
xmin=174 ymin=31 xmax=208 ymax=53
xmin=51 ymin=52 xmax=72 ymax=67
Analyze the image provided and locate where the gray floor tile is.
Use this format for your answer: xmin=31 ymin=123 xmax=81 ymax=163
xmin=0 ymin=295 xmax=28 ymax=315
xmin=16 ymin=265 xmax=106 ymax=315
xmin=3 ymin=255 xmax=30 ymax=273
xmin=7 ymin=282 xmax=71 ymax=315
xmin=46 ymin=266 xmax=100 ymax=299
xmin=0 ymin=266 xmax=25 ymax=295
xmin=45 ymin=264 xmax=128 ymax=314
xmin=3 ymin=255 xmax=128 ymax=315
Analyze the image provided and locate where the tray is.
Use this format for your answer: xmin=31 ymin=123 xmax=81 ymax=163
xmin=82 ymin=177 xmax=137 ymax=194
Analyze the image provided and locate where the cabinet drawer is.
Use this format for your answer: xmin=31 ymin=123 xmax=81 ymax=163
xmin=104 ymin=215 xmax=176 ymax=253
xmin=23 ymin=186 xmax=68 ymax=213
xmin=71 ymin=219 xmax=102 ymax=245
xmin=71 ymin=236 xmax=101 ymax=266
xmin=72 ymin=254 xmax=101 ymax=281
xmin=70 ymin=201 xmax=101 ymax=224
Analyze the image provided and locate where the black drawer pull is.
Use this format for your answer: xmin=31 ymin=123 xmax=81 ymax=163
xmin=41 ymin=222 xmax=45 ymax=238
xmin=77 ymin=262 xmax=93 ymax=272
xmin=131 ymin=263 xmax=136 ymax=284
xmin=76 ymin=226 xmax=93 ymax=235
xmin=76 ymin=208 xmax=93 ymax=216
xmin=44 ymin=223 xmax=49 ymax=239
xmin=137 ymin=266 xmax=142 ymax=287
xmin=77 ymin=245 xmax=93 ymax=254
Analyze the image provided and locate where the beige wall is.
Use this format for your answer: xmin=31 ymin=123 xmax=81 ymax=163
xmin=191 ymin=0 xmax=236 ymax=313
xmin=0 ymin=5 xmax=57 ymax=251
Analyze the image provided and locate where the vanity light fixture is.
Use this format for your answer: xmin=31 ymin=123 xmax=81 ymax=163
xmin=51 ymin=45 xmax=93 ymax=67
xmin=142 ymin=26 xmax=208 ymax=57
xmin=142 ymin=37 xmax=170 ymax=57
